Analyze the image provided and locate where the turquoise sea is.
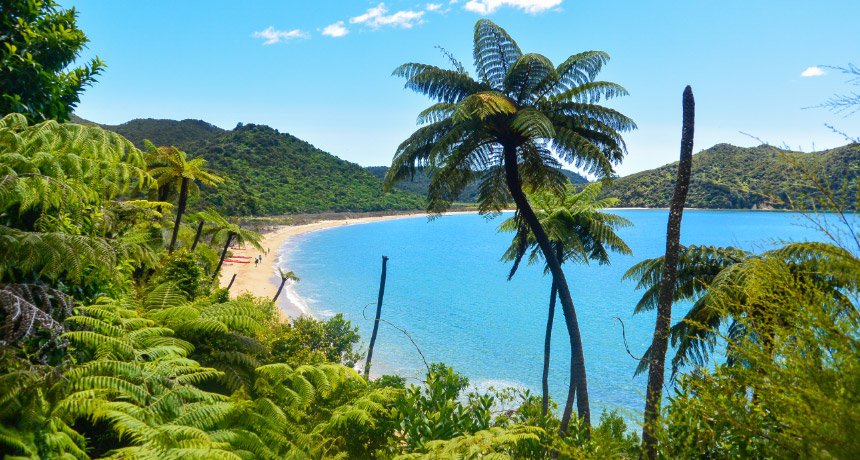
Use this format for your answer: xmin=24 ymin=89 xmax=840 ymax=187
xmin=276 ymin=210 xmax=824 ymax=418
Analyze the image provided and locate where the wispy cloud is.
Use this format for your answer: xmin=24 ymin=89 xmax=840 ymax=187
xmin=253 ymin=26 xmax=309 ymax=45
xmin=426 ymin=3 xmax=443 ymax=11
xmin=801 ymin=66 xmax=826 ymax=77
xmin=322 ymin=21 xmax=349 ymax=37
xmin=463 ymin=0 xmax=562 ymax=14
xmin=350 ymin=3 xmax=425 ymax=29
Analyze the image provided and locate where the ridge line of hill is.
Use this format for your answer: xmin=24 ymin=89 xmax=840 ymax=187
xmin=70 ymin=115 xmax=859 ymax=213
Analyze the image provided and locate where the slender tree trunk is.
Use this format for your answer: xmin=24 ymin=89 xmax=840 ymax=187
xmin=191 ymin=219 xmax=205 ymax=251
xmin=273 ymin=277 xmax=288 ymax=302
xmin=542 ymin=277 xmax=558 ymax=416
xmin=168 ymin=177 xmax=189 ymax=253
xmin=502 ymin=145 xmax=590 ymax=433
xmin=226 ymin=273 xmax=237 ymax=291
xmin=364 ymin=255 xmax=389 ymax=380
xmin=212 ymin=232 xmax=233 ymax=281
xmin=156 ymin=184 xmax=170 ymax=214
xmin=642 ymin=86 xmax=695 ymax=460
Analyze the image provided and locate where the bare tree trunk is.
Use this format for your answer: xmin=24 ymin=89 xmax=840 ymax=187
xmin=364 ymin=255 xmax=389 ymax=380
xmin=273 ymin=276 xmax=287 ymax=302
xmin=541 ymin=244 xmax=563 ymax=416
xmin=642 ymin=86 xmax=695 ymax=460
xmin=212 ymin=232 xmax=233 ymax=281
xmin=191 ymin=219 xmax=205 ymax=251
xmin=156 ymin=184 xmax=170 ymax=214
xmin=226 ymin=273 xmax=237 ymax=291
xmin=502 ymin=146 xmax=590 ymax=434
xmin=168 ymin=177 xmax=189 ymax=253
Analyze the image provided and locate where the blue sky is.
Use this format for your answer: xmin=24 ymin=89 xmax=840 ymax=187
xmin=65 ymin=0 xmax=859 ymax=176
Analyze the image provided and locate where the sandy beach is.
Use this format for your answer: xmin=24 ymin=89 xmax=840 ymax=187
xmin=218 ymin=211 xmax=474 ymax=321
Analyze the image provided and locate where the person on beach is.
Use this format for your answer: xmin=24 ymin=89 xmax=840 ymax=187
xmin=255 ymin=258 xmax=258 ymax=267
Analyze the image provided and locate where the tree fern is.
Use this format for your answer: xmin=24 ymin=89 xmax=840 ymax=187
xmin=61 ymin=300 xmax=245 ymax=460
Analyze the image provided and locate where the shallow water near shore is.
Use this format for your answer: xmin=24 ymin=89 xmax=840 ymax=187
xmin=277 ymin=210 xmax=825 ymax=418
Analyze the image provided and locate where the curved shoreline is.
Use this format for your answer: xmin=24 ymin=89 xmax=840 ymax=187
xmin=218 ymin=211 xmax=477 ymax=320
xmin=218 ymin=207 xmax=783 ymax=321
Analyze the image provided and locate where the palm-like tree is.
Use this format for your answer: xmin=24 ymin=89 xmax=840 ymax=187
xmin=625 ymin=241 xmax=859 ymax=377
xmin=198 ymin=209 xmax=264 ymax=281
xmin=385 ymin=19 xmax=635 ymax=429
xmin=273 ymin=268 xmax=300 ymax=302
xmin=145 ymin=142 xmax=222 ymax=253
xmin=500 ymin=182 xmax=632 ymax=416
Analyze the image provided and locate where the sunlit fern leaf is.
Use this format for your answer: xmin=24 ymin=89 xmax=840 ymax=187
xmin=145 ymin=283 xmax=190 ymax=310
xmin=473 ymin=20 xmax=522 ymax=88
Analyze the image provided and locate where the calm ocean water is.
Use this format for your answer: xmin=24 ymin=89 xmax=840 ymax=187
xmin=276 ymin=210 xmax=824 ymax=418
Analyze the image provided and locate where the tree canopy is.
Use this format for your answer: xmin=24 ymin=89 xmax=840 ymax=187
xmin=0 ymin=0 xmax=104 ymax=122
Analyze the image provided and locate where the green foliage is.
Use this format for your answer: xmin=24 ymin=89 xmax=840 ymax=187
xmin=386 ymin=19 xmax=635 ymax=214
xmin=500 ymin=182 xmax=632 ymax=276
xmin=392 ymin=363 xmax=494 ymax=453
xmin=0 ymin=353 xmax=89 ymax=459
xmin=0 ymin=114 xmax=153 ymax=283
xmin=76 ymin=117 xmax=427 ymax=216
xmin=62 ymin=299 xmax=240 ymax=459
xmin=196 ymin=123 xmax=425 ymax=215
xmin=653 ymin=255 xmax=860 ymax=459
xmin=84 ymin=117 xmax=226 ymax=152
xmin=267 ymin=314 xmax=364 ymax=368
xmin=0 ymin=0 xmax=105 ymax=122
xmin=626 ymin=241 xmax=859 ymax=376
xmin=159 ymin=249 xmax=205 ymax=299
xmin=600 ymin=143 xmax=860 ymax=209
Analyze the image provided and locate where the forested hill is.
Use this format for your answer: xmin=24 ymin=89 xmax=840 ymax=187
xmin=70 ymin=116 xmax=425 ymax=215
xmin=601 ymin=143 xmax=860 ymax=208
xmin=69 ymin=115 xmax=225 ymax=151
xmin=366 ymin=166 xmax=589 ymax=202
xmin=191 ymin=124 xmax=424 ymax=215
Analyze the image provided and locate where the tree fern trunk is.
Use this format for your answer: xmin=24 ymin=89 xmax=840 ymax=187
xmin=502 ymin=145 xmax=590 ymax=433
xmin=273 ymin=277 xmax=287 ymax=302
xmin=212 ymin=232 xmax=233 ymax=281
xmin=364 ymin=255 xmax=389 ymax=380
xmin=191 ymin=219 xmax=205 ymax=251
xmin=168 ymin=177 xmax=189 ymax=253
xmin=156 ymin=184 xmax=169 ymax=214
xmin=642 ymin=86 xmax=695 ymax=460
xmin=542 ymin=277 xmax=558 ymax=416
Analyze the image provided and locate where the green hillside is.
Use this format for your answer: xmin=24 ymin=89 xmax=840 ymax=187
xmin=70 ymin=115 xmax=225 ymax=151
xmin=190 ymin=124 xmax=424 ymax=215
xmin=71 ymin=116 xmax=425 ymax=215
xmin=365 ymin=166 xmax=589 ymax=203
xmin=602 ymin=143 xmax=860 ymax=208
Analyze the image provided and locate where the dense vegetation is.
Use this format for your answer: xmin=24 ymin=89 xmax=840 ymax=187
xmin=3 ymin=7 xmax=859 ymax=459
xmin=73 ymin=116 xmax=227 ymax=152
xmin=600 ymin=142 xmax=860 ymax=208
xmin=1 ymin=0 xmax=103 ymax=122
xmin=70 ymin=116 xmax=426 ymax=215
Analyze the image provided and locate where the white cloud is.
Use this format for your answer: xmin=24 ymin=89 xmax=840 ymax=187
xmin=350 ymin=3 xmax=425 ymax=29
xmin=801 ymin=66 xmax=826 ymax=77
xmin=426 ymin=2 xmax=442 ymax=10
xmin=253 ymin=26 xmax=309 ymax=45
xmin=322 ymin=21 xmax=349 ymax=37
xmin=463 ymin=0 xmax=562 ymax=14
